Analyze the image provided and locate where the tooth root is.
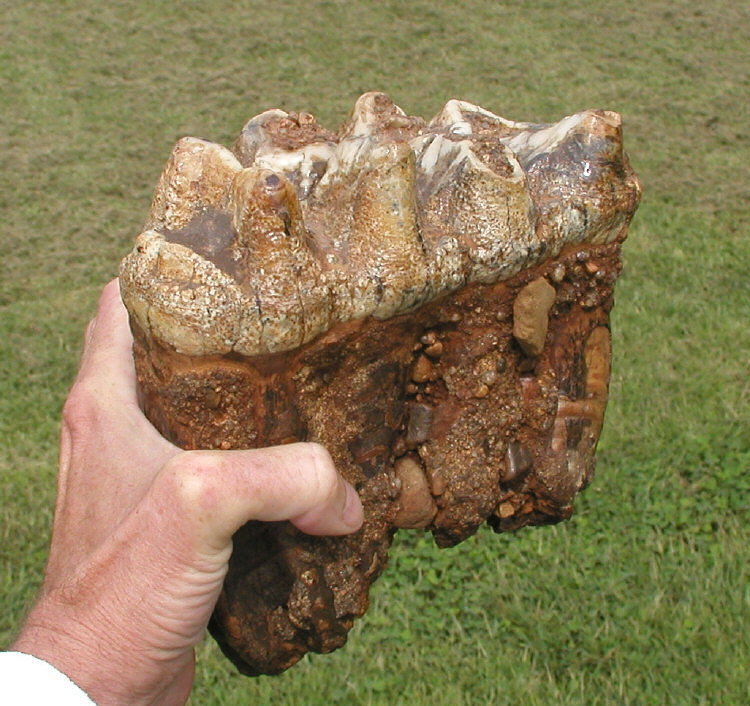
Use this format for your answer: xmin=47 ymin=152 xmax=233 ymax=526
xmin=347 ymin=141 xmax=429 ymax=318
xmin=230 ymin=168 xmax=328 ymax=354
xmin=582 ymin=326 xmax=612 ymax=439
xmin=550 ymin=325 xmax=613 ymax=489
xmin=146 ymin=137 xmax=242 ymax=232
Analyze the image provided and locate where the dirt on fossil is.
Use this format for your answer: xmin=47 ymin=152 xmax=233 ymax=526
xmin=120 ymin=93 xmax=641 ymax=675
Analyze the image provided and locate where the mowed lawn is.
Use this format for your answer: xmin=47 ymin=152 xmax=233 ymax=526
xmin=1 ymin=1 xmax=748 ymax=704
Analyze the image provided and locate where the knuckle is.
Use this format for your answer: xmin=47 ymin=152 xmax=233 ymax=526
xmin=162 ymin=451 xmax=225 ymax=511
xmin=61 ymin=381 xmax=100 ymax=438
xmin=303 ymin=442 xmax=338 ymax=501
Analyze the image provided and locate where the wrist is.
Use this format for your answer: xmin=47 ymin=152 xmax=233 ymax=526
xmin=12 ymin=618 xmax=107 ymax=704
xmin=12 ymin=600 xmax=187 ymax=706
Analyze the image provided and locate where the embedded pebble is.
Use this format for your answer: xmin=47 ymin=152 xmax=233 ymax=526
xmin=411 ymin=355 xmax=434 ymax=383
xmin=581 ymin=291 xmax=599 ymax=309
xmin=585 ymin=260 xmax=600 ymax=274
xmin=550 ymin=263 xmax=566 ymax=282
xmin=503 ymin=441 xmax=534 ymax=482
xmin=473 ymin=383 xmax=490 ymax=398
xmin=406 ymin=403 xmax=434 ymax=445
xmin=424 ymin=342 xmax=444 ymax=358
xmin=480 ymin=370 xmax=498 ymax=386
xmin=425 ymin=466 xmax=446 ymax=496
xmin=512 ymin=277 xmax=556 ymax=357
xmin=393 ymin=457 xmax=438 ymax=529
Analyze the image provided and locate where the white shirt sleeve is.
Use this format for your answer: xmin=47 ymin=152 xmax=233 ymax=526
xmin=0 ymin=651 xmax=96 ymax=705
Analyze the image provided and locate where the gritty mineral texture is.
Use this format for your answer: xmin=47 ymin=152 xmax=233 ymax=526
xmin=120 ymin=92 xmax=641 ymax=675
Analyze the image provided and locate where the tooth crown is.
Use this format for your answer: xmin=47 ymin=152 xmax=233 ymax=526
xmin=120 ymin=92 xmax=641 ymax=357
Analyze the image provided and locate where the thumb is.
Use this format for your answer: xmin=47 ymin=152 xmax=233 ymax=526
xmin=155 ymin=442 xmax=364 ymax=556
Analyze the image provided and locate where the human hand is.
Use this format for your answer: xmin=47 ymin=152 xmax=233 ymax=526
xmin=11 ymin=279 xmax=364 ymax=705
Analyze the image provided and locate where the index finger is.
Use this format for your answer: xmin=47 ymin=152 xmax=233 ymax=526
xmin=157 ymin=442 xmax=364 ymax=557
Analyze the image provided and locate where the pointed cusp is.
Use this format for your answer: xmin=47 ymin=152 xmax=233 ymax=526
xmin=346 ymin=141 xmax=429 ymax=318
xmin=229 ymin=168 xmax=327 ymax=354
xmin=339 ymin=91 xmax=425 ymax=141
xmin=146 ymin=137 xmax=242 ymax=232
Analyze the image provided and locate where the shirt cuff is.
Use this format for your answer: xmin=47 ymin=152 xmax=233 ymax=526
xmin=0 ymin=651 xmax=96 ymax=705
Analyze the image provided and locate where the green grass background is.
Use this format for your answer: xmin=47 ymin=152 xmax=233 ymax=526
xmin=1 ymin=1 xmax=748 ymax=703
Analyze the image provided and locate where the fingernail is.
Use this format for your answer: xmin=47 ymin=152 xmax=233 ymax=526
xmin=342 ymin=482 xmax=364 ymax=530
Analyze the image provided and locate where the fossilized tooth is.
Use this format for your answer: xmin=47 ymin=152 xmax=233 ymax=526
xmin=119 ymin=92 xmax=641 ymax=675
